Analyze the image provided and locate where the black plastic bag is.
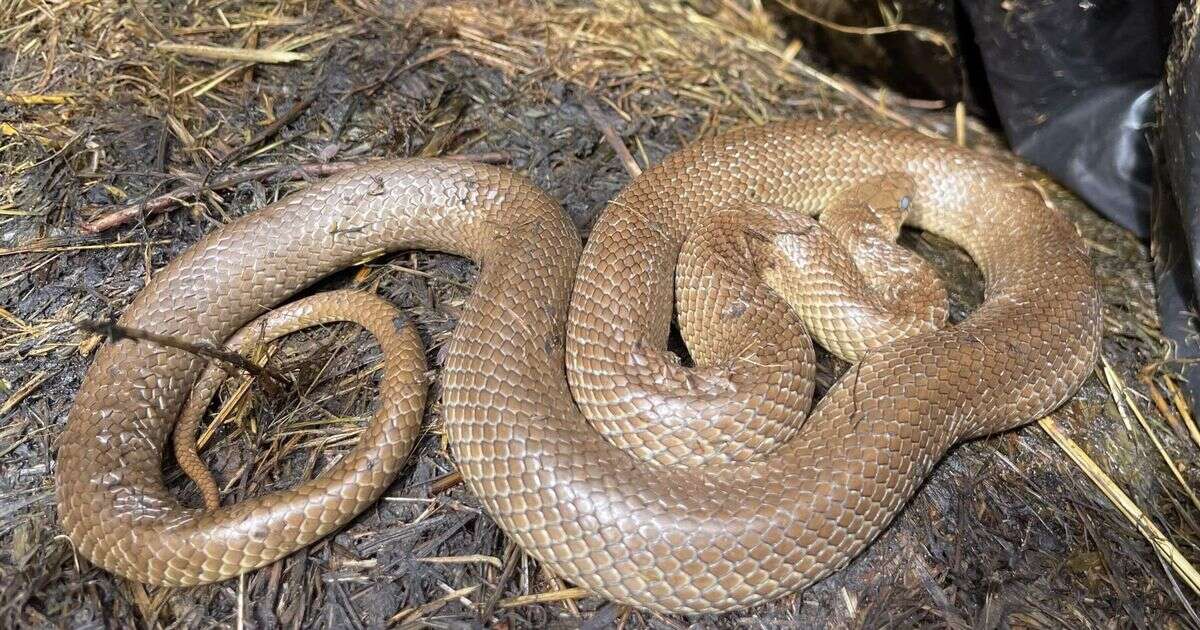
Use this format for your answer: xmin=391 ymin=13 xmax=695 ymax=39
xmin=960 ymin=1 xmax=1200 ymax=410
xmin=959 ymin=1 xmax=1176 ymax=238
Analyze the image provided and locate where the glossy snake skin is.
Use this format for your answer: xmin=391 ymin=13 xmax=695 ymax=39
xmin=56 ymin=120 xmax=1101 ymax=614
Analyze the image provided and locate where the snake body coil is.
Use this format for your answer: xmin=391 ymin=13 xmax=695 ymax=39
xmin=56 ymin=120 xmax=1101 ymax=614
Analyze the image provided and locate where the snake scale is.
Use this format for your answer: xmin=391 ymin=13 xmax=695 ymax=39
xmin=56 ymin=120 xmax=1102 ymax=614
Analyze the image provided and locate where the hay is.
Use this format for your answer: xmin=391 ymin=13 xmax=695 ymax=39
xmin=1 ymin=0 xmax=1196 ymax=627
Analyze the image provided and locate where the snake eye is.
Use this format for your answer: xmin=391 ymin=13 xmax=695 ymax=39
xmin=899 ymin=196 xmax=912 ymax=210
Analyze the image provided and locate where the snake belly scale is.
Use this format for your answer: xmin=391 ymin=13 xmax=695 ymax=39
xmin=56 ymin=120 xmax=1102 ymax=614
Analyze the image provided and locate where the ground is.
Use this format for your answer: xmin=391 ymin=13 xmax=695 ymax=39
xmin=1 ymin=1 xmax=1198 ymax=628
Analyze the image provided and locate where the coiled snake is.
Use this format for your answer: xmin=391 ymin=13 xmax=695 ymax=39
xmin=56 ymin=120 xmax=1101 ymax=613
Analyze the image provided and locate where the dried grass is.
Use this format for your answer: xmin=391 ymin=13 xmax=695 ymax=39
xmin=0 ymin=0 xmax=1196 ymax=627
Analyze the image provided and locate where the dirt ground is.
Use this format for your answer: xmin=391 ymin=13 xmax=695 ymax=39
xmin=2 ymin=1 xmax=1198 ymax=628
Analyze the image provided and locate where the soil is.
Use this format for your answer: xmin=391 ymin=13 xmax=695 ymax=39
xmin=1 ymin=1 xmax=1197 ymax=628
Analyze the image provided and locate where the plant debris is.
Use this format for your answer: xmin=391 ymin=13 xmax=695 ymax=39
xmin=1 ymin=0 xmax=1196 ymax=627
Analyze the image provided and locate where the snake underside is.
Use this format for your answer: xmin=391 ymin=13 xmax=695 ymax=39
xmin=56 ymin=119 xmax=1102 ymax=614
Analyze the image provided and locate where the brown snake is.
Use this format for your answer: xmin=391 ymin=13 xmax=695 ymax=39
xmin=56 ymin=120 xmax=1102 ymax=614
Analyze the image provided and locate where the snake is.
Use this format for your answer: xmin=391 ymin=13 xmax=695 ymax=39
xmin=56 ymin=119 xmax=1102 ymax=614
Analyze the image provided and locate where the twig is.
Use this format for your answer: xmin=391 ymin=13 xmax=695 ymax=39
xmin=416 ymin=555 xmax=504 ymax=570
xmin=583 ymin=98 xmax=642 ymax=177
xmin=74 ymin=319 xmax=290 ymax=389
xmin=348 ymin=47 xmax=452 ymax=98
xmin=0 ymin=371 xmax=50 ymax=417
xmin=481 ymin=543 xmax=522 ymax=621
xmin=497 ymin=586 xmax=591 ymax=609
xmin=875 ymin=88 xmax=947 ymax=110
xmin=430 ymin=470 xmax=463 ymax=494
xmin=390 ymin=585 xmax=479 ymax=627
xmin=157 ymin=65 xmax=175 ymax=173
xmin=213 ymin=84 xmax=322 ymax=174
xmin=156 ymin=42 xmax=311 ymax=64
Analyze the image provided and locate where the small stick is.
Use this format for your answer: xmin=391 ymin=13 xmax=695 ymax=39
xmin=214 ymin=86 xmax=321 ymax=173
xmin=497 ymin=586 xmax=590 ymax=609
xmin=0 ymin=371 xmax=50 ymax=416
xmin=75 ymin=319 xmax=289 ymax=389
xmin=481 ymin=543 xmax=522 ymax=621
xmin=156 ymin=42 xmax=311 ymax=64
xmin=390 ymin=585 xmax=479 ymax=626
xmin=416 ymin=555 xmax=504 ymax=570
xmin=583 ymin=99 xmax=643 ymax=178
xmin=430 ymin=470 xmax=464 ymax=494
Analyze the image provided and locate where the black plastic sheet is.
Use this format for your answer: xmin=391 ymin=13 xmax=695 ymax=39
xmin=775 ymin=1 xmax=1199 ymax=410
xmin=959 ymin=1 xmax=1176 ymax=238
xmin=958 ymin=1 xmax=1200 ymax=411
